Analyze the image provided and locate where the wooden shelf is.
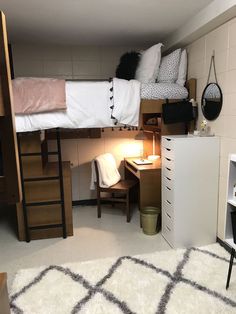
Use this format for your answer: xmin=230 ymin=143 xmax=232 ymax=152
xmin=143 ymin=125 xmax=161 ymax=132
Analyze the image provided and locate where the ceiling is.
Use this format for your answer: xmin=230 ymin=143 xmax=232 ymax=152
xmin=0 ymin=0 xmax=214 ymax=46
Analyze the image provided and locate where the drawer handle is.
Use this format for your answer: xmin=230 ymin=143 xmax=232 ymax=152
xmin=165 ymin=157 xmax=171 ymax=161
xmin=166 ymin=200 xmax=171 ymax=205
xmin=166 ymin=167 xmax=171 ymax=171
xmin=166 ymin=186 xmax=171 ymax=191
xmin=166 ymin=212 xmax=171 ymax=219
xmin=165 ymin=148 xmax=171 ymax=151
xmin=166 ymin=138 xmax=171 ymax=142
xmin=165 ymin=176 xmax=171 ymax=181
xmin=166 ymin=225 xmax=171 ymax=232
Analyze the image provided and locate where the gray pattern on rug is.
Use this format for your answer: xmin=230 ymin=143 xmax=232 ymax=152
xmin=10 ymin=244 xmax=236 ymax=314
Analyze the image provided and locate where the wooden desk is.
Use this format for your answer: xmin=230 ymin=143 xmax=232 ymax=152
xmin=0 ymin=273 xmax=10 ymax=314
xmin=124 ymin=158 xmax=161 ymax=210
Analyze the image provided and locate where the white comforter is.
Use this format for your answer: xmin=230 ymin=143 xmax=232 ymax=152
xmin=15 ymin=79 xmax=141 ymax=132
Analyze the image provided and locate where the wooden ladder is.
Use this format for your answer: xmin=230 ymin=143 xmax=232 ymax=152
xmin=17 ymin=128 xmax=67 ymax=242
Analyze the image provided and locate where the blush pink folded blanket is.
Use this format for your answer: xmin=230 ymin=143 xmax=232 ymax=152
xmin=12 ymin=77 xmax=67 ymax=114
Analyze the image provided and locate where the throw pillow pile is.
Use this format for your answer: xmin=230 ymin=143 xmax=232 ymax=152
xmin=115 ymin=44 xmax=187 ymax=86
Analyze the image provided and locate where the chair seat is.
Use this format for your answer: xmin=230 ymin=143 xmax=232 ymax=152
xmin=100 ymin=180 xmax=137 ymax=192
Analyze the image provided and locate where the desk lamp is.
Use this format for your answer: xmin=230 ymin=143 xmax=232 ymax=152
xmin=134 ymin=129 xmax=148 ymax=161
xmin=148 ymin=132 xmax=160 ymax=161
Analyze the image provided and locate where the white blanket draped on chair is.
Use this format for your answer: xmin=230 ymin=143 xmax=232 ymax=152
xmin=90 ymin=153 xmax=121 ymax=190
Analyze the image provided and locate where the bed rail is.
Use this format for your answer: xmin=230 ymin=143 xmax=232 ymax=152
xmin=0 ymin=11 xmax=22 ymax=203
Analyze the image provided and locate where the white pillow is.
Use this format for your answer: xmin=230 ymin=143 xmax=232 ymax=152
xmin=157 ymin=48 xmax=181 ymax=83
xmin=176 ymin=49 xmax=187 ymax=86
xmin=135 ymin=43 xmax=163 ymax=83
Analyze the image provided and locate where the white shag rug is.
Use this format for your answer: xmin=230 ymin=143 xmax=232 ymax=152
xmin=10 ymin=244 xmax=236 ymax=314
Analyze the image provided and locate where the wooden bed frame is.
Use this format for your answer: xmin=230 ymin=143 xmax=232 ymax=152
xmin=0 ymin=11 xmax=196 ymax=205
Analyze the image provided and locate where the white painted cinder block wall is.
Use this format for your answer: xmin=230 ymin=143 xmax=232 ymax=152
xmin=187 ymin=17 xmax=236 ymax=240
xmin=12 ymin=44 xmax=144 ymax=201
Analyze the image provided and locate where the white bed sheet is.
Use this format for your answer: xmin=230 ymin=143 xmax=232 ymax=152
xmin=141 ymin=82 xmax=188 ymax=99
xmin=15 ymin=80 xmax=188 ymax=133
xmin=15 ymin=79 xmax=141 ymax=132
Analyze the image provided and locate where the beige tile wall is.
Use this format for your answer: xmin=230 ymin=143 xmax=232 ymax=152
xmin=187 ymin=17 xmax=236 ymax=240
xmin=12 ymin=44 xmax=144 ymax=201
xmin=12 ymin=44 xmax=144 ymax=79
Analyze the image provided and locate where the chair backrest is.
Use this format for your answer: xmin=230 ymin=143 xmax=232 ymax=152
xmin=94 ymin=160 xmax=100 ymax=188
xmin=93 ymin=153 xmax=121 ymax=190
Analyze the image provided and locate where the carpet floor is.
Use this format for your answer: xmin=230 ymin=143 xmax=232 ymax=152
xmin=10 ymin=243 xmax=236 ymax=314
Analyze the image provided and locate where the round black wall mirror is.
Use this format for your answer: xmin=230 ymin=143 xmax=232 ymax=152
xmin=201 ymin=83 xmax=223 ymax=121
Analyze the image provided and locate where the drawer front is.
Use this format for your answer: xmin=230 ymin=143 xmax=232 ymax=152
xmin=162 ymin=184 xmax=174 ymax=205
xmin=162 ymin=174 xmax=174 ymax=190
xmin=162 ymin=198 xmax=173 ymax=219
xmin=162 ymin=137 xmax=174 ymax=150
xmin=162 ymin=214 xmax=174 ymax=246
xmin=162 ymin=156 xmax=174 ymax=170
xmin=162 ymin=146 xmax=174 ymax=159
xmin=162 ymin=165 xmax=174 ymax=180
xmin=163 ymin=210 xmax=173 ymax=227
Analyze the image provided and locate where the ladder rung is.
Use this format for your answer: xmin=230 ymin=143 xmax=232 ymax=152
xmin=25 ymin=200 xmax=62 ymax=207
xmin=17 ymin=128 xmax=67 ymax=242
xmin=20 ymin=151 xmax=58 ymax=157
xmin=29 ymin=223 xmax=63 ymax=231
xmin=24 ymin=176 xmax=60 ymax=182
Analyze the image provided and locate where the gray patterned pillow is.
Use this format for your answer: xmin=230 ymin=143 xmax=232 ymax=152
xmin=157 ymin=49 xmax=181 ymax=83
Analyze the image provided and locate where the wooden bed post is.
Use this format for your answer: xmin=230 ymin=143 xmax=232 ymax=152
xmin=0 ymin=11 xmax=22 ymax=203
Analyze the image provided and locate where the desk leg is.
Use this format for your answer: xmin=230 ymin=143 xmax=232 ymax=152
xmin=124 ymin=167 xmax=139 ymax=205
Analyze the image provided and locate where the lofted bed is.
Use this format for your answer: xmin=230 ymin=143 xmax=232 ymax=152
xmin=0 ymin=11 xmax=196 ymax=241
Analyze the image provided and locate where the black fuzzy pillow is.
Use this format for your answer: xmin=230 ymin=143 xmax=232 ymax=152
xmin=116 ymin=51 xmax=140 ymax=80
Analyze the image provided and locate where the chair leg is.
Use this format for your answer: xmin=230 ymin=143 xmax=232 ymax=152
xmin=97 ymin=190 xmax=101 ymax=218
xmin=226 ymin=248 xmax=235 ymax=289
xmin=126 ymin=191 xmax=130 ymax=223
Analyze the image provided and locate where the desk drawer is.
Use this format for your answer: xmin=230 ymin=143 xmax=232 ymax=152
xmin=162 ymin=184 xmax=174 ymax=205
xmin=162 ymin=147 xmax=174 ymax=159
xmin=125 ymin=161 xmax=140 ymax=179
xmin=162 ymin=174 xmax=174 ymax=190
xmin=162 ymin=198 xmax=174 ymax=218
xmin=162 ymin=137 xmax=174 ymax=150
xmin=162 ymin=215 xmax=174 ymax=246
xmin=163 ymin=165 xmax=174 ymax=180
xmin=163 ymin=209 xmax=173 ymax=226
xmin=162 ymin=156 xmax=174 ymax=170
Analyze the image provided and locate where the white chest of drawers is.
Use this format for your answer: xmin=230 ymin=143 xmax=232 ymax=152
xmin=161 ymin=135 xmax=220 ymax=248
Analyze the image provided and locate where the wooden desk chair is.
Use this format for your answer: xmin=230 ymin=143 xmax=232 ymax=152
xmin=94 ymin=160 xmax=136 ymax=222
